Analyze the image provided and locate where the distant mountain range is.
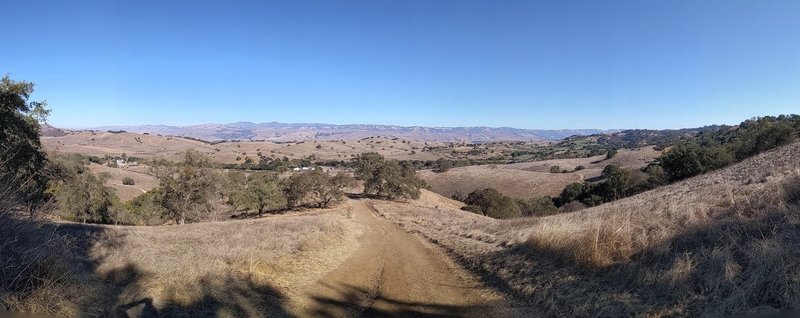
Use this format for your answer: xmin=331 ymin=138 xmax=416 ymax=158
xmin=78 ymin=122 xmax=616 ymax=142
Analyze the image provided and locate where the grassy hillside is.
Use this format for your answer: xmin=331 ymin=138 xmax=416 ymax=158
xmin=420 ymin=147 xmax=660 ymax=199
xmin=373 ymin=142 xmax=800 ymax=316
xmin=1 ymin=205 xmax=362 ymax=316
xmin=87 ymin=163 xmax=157 ymax=201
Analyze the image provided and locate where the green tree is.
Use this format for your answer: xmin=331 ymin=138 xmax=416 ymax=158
xmin=224 ymin=171 xmax=247 ymax=205
xmin=517 ymin=197 xmax=558 ymax=217
xmin=282 ymin=169 xmax=353 ymax=208
xmin=354 ymin=153 xmax=424 ymax=199
xmin=433 ymin=158 xmax=453 ymax=173
xmin=151 ymin=150 xmax=221 ymax=224
xmin=660 ymin=145 xmax=706 ymax=181
xmin=0 ymin=75 xmax=51 ymax=211
xmin=126 ymin=188 xmax=167 ymax=225
xmin=54 ymin=171 xmax=117 ymax=223
xmin=463 ymin=188 xmax=521 ymax=219
xmin=557 ymin=182 xmax=585 ymax=206
xmin=353 ymin=152 xmax=386 ymax=193
xmin=321 ymin=172 xmax=356 ymax=207
xmin=606 ymin=149 xmax=618 ymax=159
xmin=601 ymin=166 xmax=649 ymax=201
xmin=240 ymin=172 xmax=286 ymax=214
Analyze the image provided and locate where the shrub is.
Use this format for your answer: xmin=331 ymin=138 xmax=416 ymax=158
xmin=606 ymin=149 xmax=618 ymax=159
xmin=550 ymin=165 xmax=561 ymax=173
xmin=122 ymin=177 xmax=135 ymax=185
xmin=53 ymin=171 xmax=117 ymax=223
xmin=463 ymin=188 xmax=522 ymax=219
xmin=518 ymin=197 xmax=559 ymax=217
xmin=433 ymin=158 xmax=454 ymax=173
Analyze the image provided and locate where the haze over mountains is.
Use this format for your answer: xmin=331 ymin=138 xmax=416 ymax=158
xmin=86 ymin=122 xmax=615 ymax=142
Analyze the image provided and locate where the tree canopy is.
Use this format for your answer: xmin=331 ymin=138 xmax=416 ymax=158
xmin=0 ymin=75 xmax=51 ymax=209
xmin=353 ymin=152 xmax=424 ymax=199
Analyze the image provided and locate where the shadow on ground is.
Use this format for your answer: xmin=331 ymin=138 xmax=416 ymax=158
xmin=306 ymin=282 xmax=502 ymax=318
xmin=49 ymin=223 xmax=293 ymax=318
xmin=451 ymin=198 xmax=800 ymax=317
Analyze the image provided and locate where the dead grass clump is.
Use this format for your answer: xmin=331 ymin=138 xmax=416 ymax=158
xmin=0 ymin=189 xmax=80 ymax=316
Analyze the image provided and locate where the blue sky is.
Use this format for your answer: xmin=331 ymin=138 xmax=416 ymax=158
xmin=2 ymin=0 xmax=799 ymax=129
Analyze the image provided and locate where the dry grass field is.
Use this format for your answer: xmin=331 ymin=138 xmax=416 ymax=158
xmin=42 ymin=130 xmax=561 ymax=164
xmin=40 ymin=207 xmax=363 ymax=317
xmin=87 ymin=163 xmax=157 ymax=201
xmin=420 ymin=147 xmax=661 ymax=199
xmin=373 ymin=142 xmax=800 ymax=316
xmin=42 ymin=131 xmax=447 ymax=163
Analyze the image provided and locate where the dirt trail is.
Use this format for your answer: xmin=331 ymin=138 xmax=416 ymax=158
xmin=290 ymin=199 xmax=525 ymax=317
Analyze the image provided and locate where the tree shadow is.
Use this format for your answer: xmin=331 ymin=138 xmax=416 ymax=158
xmin=46 ymin=222 xmax=295 ymax=317
xmin=306 ymin=282 xmax=508 ymax=318
xmin=229 ymin=207 xmax=293 ymax=219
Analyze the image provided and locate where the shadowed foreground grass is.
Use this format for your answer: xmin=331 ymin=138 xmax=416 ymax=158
xmin=2 ymin=199 xmax=363 ymax=317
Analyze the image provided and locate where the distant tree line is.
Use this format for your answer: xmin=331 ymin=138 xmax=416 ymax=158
xmin=452 ymin=115 xmax=799 ymax=219
xmin=47 ymin=150 xmax=425 ymax=225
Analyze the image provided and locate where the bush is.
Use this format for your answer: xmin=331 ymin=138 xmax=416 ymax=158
xmin=53 ymin=171 xmax=117 ymax=223
xmin=463 ymin=188 xmax=522 ymax=219
xmin=122 ymin=177 xmax=135 ymax=185
xmin=550 ymin=165 xmax=561 ymax=173
xmin=517 ymin=197 xmax=559 ymax=217
xmin=605 ymin=149 xmax=618 ymax=159
xmin=433 ymin=158 xmax=454 ymax=173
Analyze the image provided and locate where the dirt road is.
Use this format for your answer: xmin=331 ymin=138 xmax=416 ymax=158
xmin=291 ymin=200 xmax=526 ymax=317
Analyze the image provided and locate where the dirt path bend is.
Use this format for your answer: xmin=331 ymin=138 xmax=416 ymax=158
xmin=291 ymin=199 xmax=525 ymax=317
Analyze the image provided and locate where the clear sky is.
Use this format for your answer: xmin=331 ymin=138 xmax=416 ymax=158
xmin=2 ymin=0 xmax=799 ymax=129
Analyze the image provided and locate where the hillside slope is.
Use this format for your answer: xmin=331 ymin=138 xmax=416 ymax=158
xmin=43 ymin=208 xmax=363 ymax=317
xmin=373 ymin=142 xmax=800 ymax=317
xmin=420 ymin=147 xmax=660 ymax=199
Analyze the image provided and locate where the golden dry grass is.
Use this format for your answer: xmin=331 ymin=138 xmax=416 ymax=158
xmin=420 ymin=167 xmax=583 ymax=198
xmin=420 ymin=147 xmax=661 ymax=199
xmin=87 ymin=163 xmax=157 ymax=201
xmin=39 ymin=207 xmax=363 ymax=317
xmin=373 ymin=143 xmax=800 ymax=316
xmin=42 ymin=132 xmax=445 ymax=163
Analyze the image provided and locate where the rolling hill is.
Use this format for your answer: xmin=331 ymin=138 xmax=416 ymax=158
xmin=419 ymin=147 xmax=662 ymax=199
xmin=373 ymin=142 xmax=800 ymax=316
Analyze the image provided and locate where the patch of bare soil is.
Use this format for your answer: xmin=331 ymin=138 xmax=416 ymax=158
xmin=290 ymin=200 xmax=532 ymax=317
